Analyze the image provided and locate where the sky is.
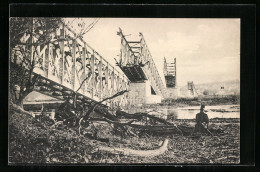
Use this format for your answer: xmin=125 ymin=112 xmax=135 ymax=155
xmin=68 ymin=18 xmax=240 ymax=87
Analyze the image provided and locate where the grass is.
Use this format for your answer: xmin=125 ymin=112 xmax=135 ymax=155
xmin=8 ymin=105 xmax=240 ymax=164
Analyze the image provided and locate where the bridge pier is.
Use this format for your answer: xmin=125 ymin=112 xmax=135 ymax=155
xmin=128 ymin=80 xmax=162 ymax=105
xmin=164 ymin=87 xmax=178 ymax=99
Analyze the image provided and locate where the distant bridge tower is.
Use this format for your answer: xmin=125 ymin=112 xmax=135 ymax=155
xmin=187 ymin=81 xmax=198 ymax=98
xmin=163 ymin=57 xmax=177 ymax=88
xmin=163 ymin=57 xmax=178 ymax=99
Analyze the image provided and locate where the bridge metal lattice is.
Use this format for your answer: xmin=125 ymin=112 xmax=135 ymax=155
xmin=164 ymin=57 xmax=177 ymax=88
xmin=117 ymin=28 xmax=167 ymax=98
xmin=10 ymin=19 xmax=129 ymax=107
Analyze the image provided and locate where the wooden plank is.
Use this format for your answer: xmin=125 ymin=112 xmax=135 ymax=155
xmin=91 ymin=52 xmax=95 ymax=98
xmin=111 ymin=67 xmax=114 ymax=92
xmin=82 ymin=43 xmax=86 ymax=94
xmin=72 ymin=40 xmax=76 ymax=90
xmin=60 ymin=23 xmax=65 ymax=85
xmin=98 ymin=58 xmax=103 ymax=99
xmin=127 ymin=41 xmax=141 ymax=44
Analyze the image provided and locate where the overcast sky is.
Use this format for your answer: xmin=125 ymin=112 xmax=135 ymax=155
xmin=68 ymin=18 xmax=240 ymax=86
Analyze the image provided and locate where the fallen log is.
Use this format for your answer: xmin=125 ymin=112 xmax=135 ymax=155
xmin=115 ymin=110 xmax=183 ymax=135
xmin=89 ymin=118 xmax=135 ymax=125
xmin=116 ymin=110 xmax=173 ymax=125
xmin=89 ymin=118 xmax=183 ymax=135
xmin=80 ymin=90 xmax=128 ymax=122
xmin=94 ymin=107 xmax=119 ymax=122
xmin=78 ymin=90 xmax=128 ymax=134
xmin=89 ymin=118 xmax=138 ymax=137
xmin=97 ymin=138 xmax=169 ymax=157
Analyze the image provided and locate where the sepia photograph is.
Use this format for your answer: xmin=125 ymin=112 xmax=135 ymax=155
xmin=9 ymin=17 xmax=240 ymax=164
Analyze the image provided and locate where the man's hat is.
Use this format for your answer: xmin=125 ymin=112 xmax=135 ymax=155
xmin=200 ymin=104 xmax=205 ymax=110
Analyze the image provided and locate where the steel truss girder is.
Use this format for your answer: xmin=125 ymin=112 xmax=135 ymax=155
xmin=118 ymin=29 xmax=166 ymax=98
xmin=10 ymin=19 xmax=129 ymax=107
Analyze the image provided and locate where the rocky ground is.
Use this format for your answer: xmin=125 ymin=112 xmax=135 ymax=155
xmin=8 ymin=106 xmax=240 ymax=164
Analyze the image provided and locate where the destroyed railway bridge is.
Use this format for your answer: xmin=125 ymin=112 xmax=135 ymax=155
xmin=11 ymin=20 xmax=177 ymax=109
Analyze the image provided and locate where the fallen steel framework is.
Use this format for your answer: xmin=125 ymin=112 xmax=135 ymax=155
xmin=116 ymin=28 xmax=167 ymax=97
xmin=10 ymin=19 xmax=129 ymax=107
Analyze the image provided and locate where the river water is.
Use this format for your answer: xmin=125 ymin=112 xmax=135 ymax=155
xmin=153 ymin=104 xmax=240 ymax=120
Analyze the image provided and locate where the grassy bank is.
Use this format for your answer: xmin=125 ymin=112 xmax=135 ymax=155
xmin=161 ymin=95 xmax=240 ymax=107
xmin=9 ymin=105 xmax=240 ymax=164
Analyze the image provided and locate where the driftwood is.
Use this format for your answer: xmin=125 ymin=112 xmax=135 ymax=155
xmin=115 ymin=110 xmax=183 ymax=135
xmin=81 ymin=90 xmax=128 ymax=121
xmin=54 ymin=89 xmax=127 ymax=130
xmin=90 ymin=117 xmax=177 ymax=130
xmin=50 ymin=87 xmax=185 ymax=137
xmin=78 ymin=90 xmax=128 ymax=134
xmin=97 ymin=138 xmax=169 ymax=157
xmin=94 ymin=107 xmax=119 ymax=122
xmin=116 ymin=110 xmax=173 ymax=125
xmin=90 ymin=118 xmax=183 ymax=135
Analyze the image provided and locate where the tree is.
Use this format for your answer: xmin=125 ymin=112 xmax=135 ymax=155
xmin=9 ymin=17 xmax=62 ymax=108
xmin=9 ymin=18 xmax=101 ymax=109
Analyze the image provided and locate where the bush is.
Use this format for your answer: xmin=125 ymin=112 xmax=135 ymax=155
xmin=203 ymin=90 xmax=209 ymax=95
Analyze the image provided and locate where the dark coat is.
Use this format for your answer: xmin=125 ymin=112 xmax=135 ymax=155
xmin=196 ymin=112 xmax=209 ymax=124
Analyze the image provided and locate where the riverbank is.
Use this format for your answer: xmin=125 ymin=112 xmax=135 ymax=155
xmin=161 ymin=95 xmax=240 ymax=107
xmin=9 ymin=107 xmax=240 ymax=164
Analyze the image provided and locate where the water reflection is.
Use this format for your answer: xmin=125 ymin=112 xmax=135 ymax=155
xmin=162 ymin=105 xmax=240 ymax=120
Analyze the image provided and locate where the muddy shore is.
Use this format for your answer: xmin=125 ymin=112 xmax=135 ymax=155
xmin=9 ymin=107 xmax=240 ymax=164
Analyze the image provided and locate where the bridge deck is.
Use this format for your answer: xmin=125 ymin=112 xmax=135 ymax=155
xmin=119 ymin=65 xmax=147 ymax=82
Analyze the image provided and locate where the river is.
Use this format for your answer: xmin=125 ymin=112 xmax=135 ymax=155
xmin=159 ymin=104 xmax=240 ymax=119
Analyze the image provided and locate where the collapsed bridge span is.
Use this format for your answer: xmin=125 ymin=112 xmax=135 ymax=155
xmin=116 ymin=28 xmax=167 ymax=105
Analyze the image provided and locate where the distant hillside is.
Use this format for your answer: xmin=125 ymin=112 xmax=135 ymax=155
xmin=184 ymin=80 xmax=240 ymax=96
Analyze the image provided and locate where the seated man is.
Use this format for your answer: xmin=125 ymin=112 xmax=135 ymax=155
xmin=192 ymin=105 xmax=210 ymax=135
